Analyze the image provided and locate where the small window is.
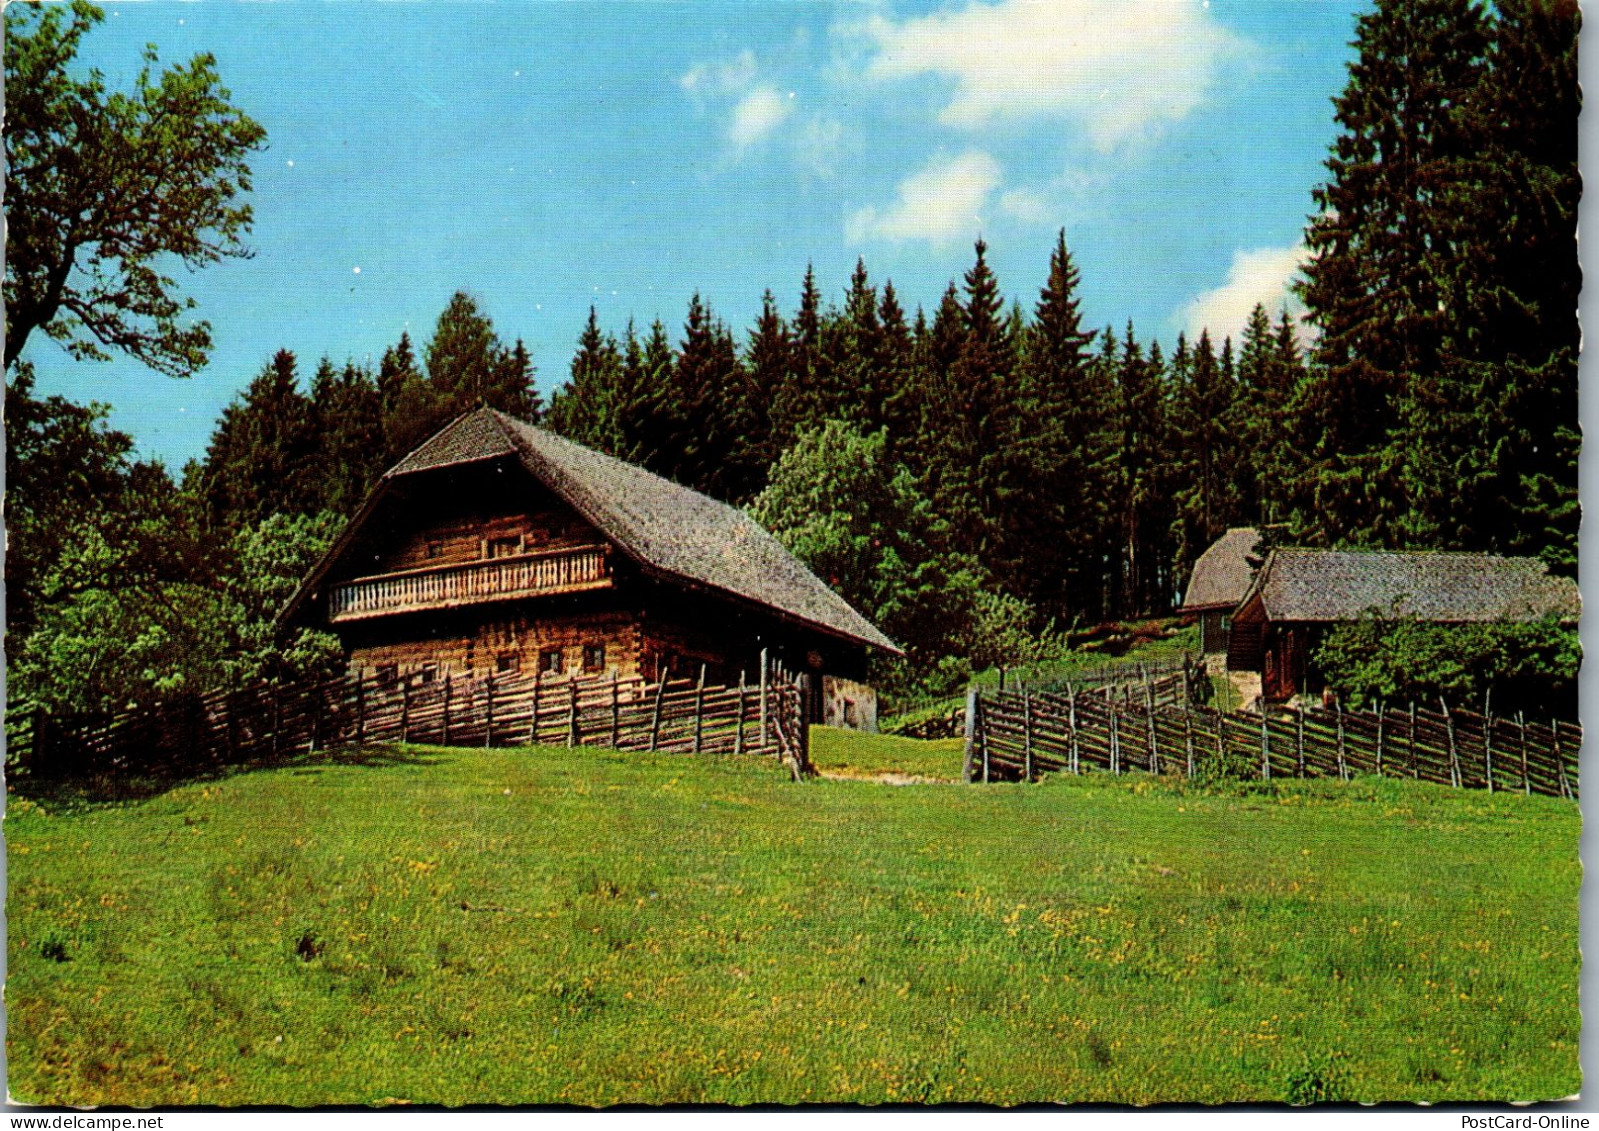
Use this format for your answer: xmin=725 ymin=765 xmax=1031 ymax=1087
xmin=496 ymin=652 xmax=520 ymax=675
xmin=376 ymin=663 xmax=399 ymax=689
xmin=539 ymin=648 xmax=565 ymax=676
xmin=425 ymin=541 xmax=443 ymax=560
xmin=487 ymin=535 xmax=521 ymax=559
xmin=582 ymin=643 xmax=606 ymax=673
xmin=418 ymin=663 xmax=438 ymax=685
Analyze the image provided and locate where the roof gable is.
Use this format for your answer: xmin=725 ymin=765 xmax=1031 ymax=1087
xmin=1243 ymin=548 xmax=1580 ymax=624
xmin=285 ymin=408 xmax=899 ymax=654
xmin=1180 ymin=527 xmax=1261 ymax=611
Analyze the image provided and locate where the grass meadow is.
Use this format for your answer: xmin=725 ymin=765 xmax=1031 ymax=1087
xmin=6 ymin=731 xmax=1580 ymax=1106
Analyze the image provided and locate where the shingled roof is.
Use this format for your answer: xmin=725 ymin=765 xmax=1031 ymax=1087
xmin=285 ymin=407 xmax=899 ymax=654
xmin=1237 ymin=548 xmax=1580 ymax=624
xmin=1180 ymin=527 xmax=1261 ymax=612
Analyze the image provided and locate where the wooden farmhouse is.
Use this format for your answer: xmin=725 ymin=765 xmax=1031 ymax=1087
xmin=280 ymin=408 xmax=899 ymax=729
xmin=1178 ymin=527 xmax=1261 ymax=656
xmin=1226 ymin=548 xmax=1581 ymax=702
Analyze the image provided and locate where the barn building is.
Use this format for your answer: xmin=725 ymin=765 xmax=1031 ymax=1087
xmin=1178 ymin=527 xmax=1261 ymax=657
xmin=1226 ymin=548 xmax=1580 ymax=703
xmin=280 ymin=408 xmax=899 ymax=729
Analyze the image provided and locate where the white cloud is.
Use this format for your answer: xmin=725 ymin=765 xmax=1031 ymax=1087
xmin=680 ymin=49 xmax=758 ymax=95
xmin=1181 ymin=244 xmax=1310 ymax=344
xmin=729 ymin=86 xmax=794 ymax=148
xmin=859 ymin=0 xmax=1245 ymax=150
xmin=999 ymin=186 xmax=1052 ymax=224
xmin=846 ymin=150 xmax=1002 ymax=246
xmin=795 ymin=115 xmax=849 ymax=179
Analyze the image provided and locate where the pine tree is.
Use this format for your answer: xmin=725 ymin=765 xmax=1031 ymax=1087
xmin=1293 ymin=0 xmax=1492 ymax=547
xmin=546 ymin=307 xmax=622 ymax=450
xmin=307 ymin=357 xmax=384 ymax=516
xmin=1002 ymin=229 xmax=1107 ymax=622
xmin=198 ymin=349 xmax=318 ymax=531
xmin=744 ymin=291 xmax=794 ymax=468
xmin=377 ymin=331 xmax=434 ymax=463
xmin=1169 ymin=329 xmax=1240 ymax=584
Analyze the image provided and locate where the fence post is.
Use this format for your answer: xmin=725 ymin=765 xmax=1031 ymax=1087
xmin=442 ymin=673 xmax=454 ymax=746
xmin=1518 ymin=712 xmax=1531 ymax=794
xmin=611 ymin=673 xmax=622 ymax=749
xmin=693 ymin=664 xmax=707 ymax=754
xmin=401 ymin=676 xmax=412 ymax=744
xmin=1110 ymin=704 xmax=1121 ymax=776
xmin=1482 ymin=707 xmax=1495 ymax=794
xmin=1335 ymin=701 xmax=1348 ymax=781
xmin=1374 ymin=701 xmax=1385 ymax=777
xmin=308 ymin=686 xmax=321 ymax=755
xmin=1144 ymin=677 xmax=1158 ymax=774
xmin=759 ymin=649 xmax=770 ymax=751
xmin=962 ymin=687 xmax=980 ymax=783
xmin=1022 ymin=690 xmax=1034 ymax=783
xmin=1295 ymin=705 xmax=1305 ymax=778
xmin=734 ymin=672 xmax=746 ymax=758
xmin=796 ymin=677 xmax=811 ymax=777
xmin=1259 ymin=708 xmax=1271 ymax=781
xmin=484 ymin=675 xmax=496 ymax=748
xmin=356 ymin=676 xmax=367 ymax=749
xmin=568 ymin=678 xmax=580 ymax=748
xmin=1440 ymin=697 xmax=1460 ymax=788
xmin=1408 ymin=702 xmax=1418 ymax=779
xmin=649 ymin=673 xmax=668 ymax=753
xmin=1067 ymin=684 xmax=1081 ymax=775
xmin=1183 ymin=704 xmax=1195 ymax=778
xmin=981 ymin=695 xmax=991 ymax=784
xmin=271 ymin=683 xmax=283 ymax=760
xmin=1552 ymin=719 xmax=1570 ymax=800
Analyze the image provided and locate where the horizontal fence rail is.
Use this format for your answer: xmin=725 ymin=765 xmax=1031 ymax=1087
xmin=9 ymin=658 xmax=812 ymax=783
xmin=964 ymin=683 xmax=1579 ymax=799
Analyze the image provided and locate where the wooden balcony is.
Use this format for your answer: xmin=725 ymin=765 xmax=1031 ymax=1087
xmin=329 ymin=545 xmax=610 ymax=622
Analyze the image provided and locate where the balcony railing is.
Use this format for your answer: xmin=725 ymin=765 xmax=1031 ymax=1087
xmin=328 ymin=545 xmax=610 ymax=622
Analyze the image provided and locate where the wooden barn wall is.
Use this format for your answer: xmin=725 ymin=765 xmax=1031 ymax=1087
xmin=350 ymin=606 xmax=642 ymax=684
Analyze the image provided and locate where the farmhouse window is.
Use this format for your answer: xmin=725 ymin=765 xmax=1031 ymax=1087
xmin=486 ymin=535 xmax=522 ymax=559
xmin=496 ymin=652 xmax=520 ymax=675
xmin=425 ymin=541 xmax=443 ymax=560
xmin=583 ymin=643 xmax=605 ymax=673
xmin=418 ymin=663 xmax=438 ymax=685
xmin=376 ymin=663 xmax=399 ymax=689
xmin=539 ymin=648 xmax=565 ymax=676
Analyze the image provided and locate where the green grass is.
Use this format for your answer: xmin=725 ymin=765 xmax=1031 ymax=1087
xmin=809 ymin=726 xmax=964 ymax=779
xmin=7 ymin=739 xmax=1579 ymax=1106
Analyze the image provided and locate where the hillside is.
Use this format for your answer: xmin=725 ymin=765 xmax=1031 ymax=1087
xmin=6 ymin=738 xmax=1580 ymax=1106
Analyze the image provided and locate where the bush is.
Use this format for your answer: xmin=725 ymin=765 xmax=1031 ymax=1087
xmin=1314 ymin=615 xmax=1578 ymax=719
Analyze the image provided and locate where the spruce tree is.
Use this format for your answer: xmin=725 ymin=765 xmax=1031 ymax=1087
xmin=1293 ymin=0 xmax=1492 ymax=548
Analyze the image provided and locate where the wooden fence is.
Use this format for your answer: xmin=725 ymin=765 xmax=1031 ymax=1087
xmin=965 ymin=685 xmax=1579 ymax=799
xmin=888 ymin=657 xmax=1201 ymax=740
xmin=9 ymin=660 xmax=812 ymax=782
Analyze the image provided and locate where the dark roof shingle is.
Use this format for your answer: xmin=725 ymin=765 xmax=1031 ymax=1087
xmin=1244 ymin=548 xmax=1580 ymax=624
xmin=1180 ymin=527 xmax=1261 ymax=611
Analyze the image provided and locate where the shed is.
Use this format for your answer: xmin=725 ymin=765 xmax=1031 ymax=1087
xmin=1179 ymin=527 xmax=1261 ymax=653
xmin=1227 ymin=548 xmax=1580 ymax=701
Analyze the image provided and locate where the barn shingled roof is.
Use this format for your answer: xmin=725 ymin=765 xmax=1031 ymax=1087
xmin=290 ymin=407 xmax=899 ymax=654
xmin=1179 ymin=527 xmax=1261 ymax=612
xmin=1239 ymin=548 xmax=1580 ymax=624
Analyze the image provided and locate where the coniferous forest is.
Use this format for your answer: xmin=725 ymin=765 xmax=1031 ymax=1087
xmin=5 ymin=0 xmax=1579 ymax=716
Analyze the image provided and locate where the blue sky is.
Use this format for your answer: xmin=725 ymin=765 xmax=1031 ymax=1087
xmin=25 ymin=0 xmax=1366 ymax=466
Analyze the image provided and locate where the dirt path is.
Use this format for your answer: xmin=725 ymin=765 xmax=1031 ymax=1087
xmin=816 ymin=768 xmax=957 ymax=786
